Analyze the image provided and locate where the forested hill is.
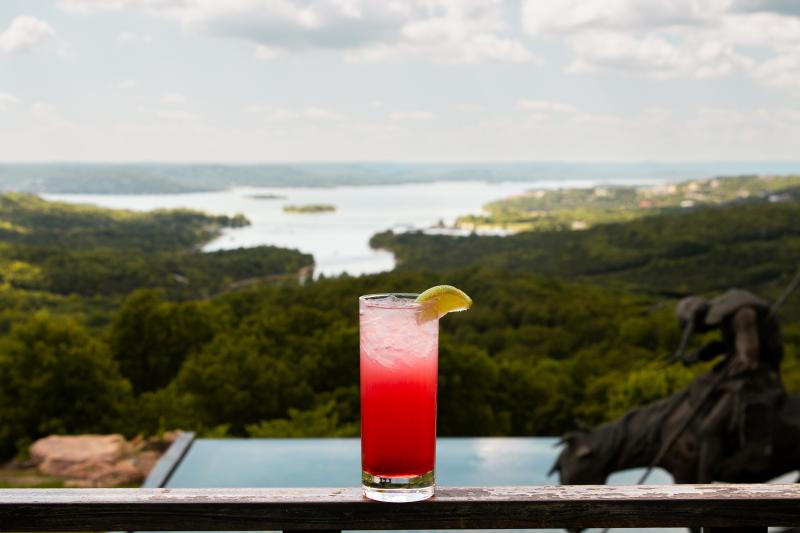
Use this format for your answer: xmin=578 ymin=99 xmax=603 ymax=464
xmin=0 ymin=193 xmax=313 ymax=297
xmin=372 ymin=201 xmax=800 ymax=300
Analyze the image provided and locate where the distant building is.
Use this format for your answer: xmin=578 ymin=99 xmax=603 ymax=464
xmin=686 ymin=192 xmax=708 ymax=201
xmin=640 ymin=183 xmax=677 ymax=197
xmin=570 ymin=220 xmax=589 ymax=230
xmin=769 ymin=193 xmax=792 ymax=203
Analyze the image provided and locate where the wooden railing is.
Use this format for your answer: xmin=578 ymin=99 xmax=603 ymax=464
xmin=1 ymin=485 xmax=799 ymax=532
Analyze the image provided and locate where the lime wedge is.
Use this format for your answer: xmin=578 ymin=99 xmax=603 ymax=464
xmin=416 ymin=285 xmax=472 ymax=321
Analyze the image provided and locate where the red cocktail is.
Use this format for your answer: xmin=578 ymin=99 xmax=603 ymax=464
xmin=360 ymin=293 xmax=438 ymax=502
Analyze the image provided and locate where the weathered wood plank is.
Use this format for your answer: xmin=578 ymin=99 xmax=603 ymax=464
xmin=283 ymin=529 xmax=341 ymax=533
xmin=1 ymin=485 xmax=800 ymax=531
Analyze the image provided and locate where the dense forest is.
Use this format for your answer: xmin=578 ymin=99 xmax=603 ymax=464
xmin=0 ymin=184 xmax=798 ymax=460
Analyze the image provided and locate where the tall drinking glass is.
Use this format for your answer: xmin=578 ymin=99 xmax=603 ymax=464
xmin=359 ymin=293 xmax=439 ymax=502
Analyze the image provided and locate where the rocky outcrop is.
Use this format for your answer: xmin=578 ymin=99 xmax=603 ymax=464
xmin=28 ymin=432 xmax=180 ymax=487
xmin=32 ymin=435 xmax=128 ymax=477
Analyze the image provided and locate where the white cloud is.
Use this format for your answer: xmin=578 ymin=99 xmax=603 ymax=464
xmin=522 ymin=1 xmax=724 ymax=35
xmin=0 ymin=16 xmax=55 ymax=54
xmin=0 ymin=92 xmax=21 ymax=112
xmin=455 ymin=103 xmax=485 ymax=112
xmin=248 ymin=104 xmax=298 ymax=122
xmin=750 ymin=53 xmax=800 ymax=88
xmin=389 ymin=110 xmax=435 ymax=121
xmin=521 ymin=0 xmax=800 ymax=88
xmin=156 ymin=109 xmax=197 ymax=121
xmin=161 ymin=92 xmax=188 ymax=105
xmin=61 ymin=0 xmax=536 ymax=64
xmin=517 ymin=99 xmax=625 ymax=126
xmin=118 ymin=79 xmax=138 ymax=90
xmin=457 ymin=33 xmax=535 ymax=64
xmin=720 ymin=12 xmax=800 ymax=87
xmin=248 ymin=104 xmax=343 ymax=122
xmin=302 ymin=107 xmax=342 ymax=120
xmin=572 ymin=111 xmax=626 ymax=127
xmin=30 ymin=102 xmax=53 ymax=117
xmin=30 ymin=101 xmax=69 ymax=127
xmin=564 ymin=29 xmax=744 ymax=80
xmin=118 ymin=31 xmax=153 ymax=44
xmin=458 ymin=103 xmax=800 ymax=160
xmin=59 ymin=0 xmax=104 ymax=12
xmin=519 ymin=99 xmax=576 ymax=113
xmin=344 ymin=2 xmax=538 ymax=64
xmin=254 ymin=44 xmax=282 ymax=60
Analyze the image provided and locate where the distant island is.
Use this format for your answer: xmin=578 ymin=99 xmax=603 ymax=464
xmin=283 ymin=204 xmax=336 ymax=214
xmin=247 ymin=194 xmax=285 ymax=200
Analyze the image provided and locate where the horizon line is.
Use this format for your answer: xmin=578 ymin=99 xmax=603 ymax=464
xmin=2 ymin=160 xmax=800 ymax=166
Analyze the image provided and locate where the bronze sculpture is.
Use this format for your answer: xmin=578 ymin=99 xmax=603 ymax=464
xmin=552 ymin=288 xmax=790 ymax=486
xmin=550 ymin=392 xmax=800 ymax=485
xmin=674 ymin=289 xmax=785 ymax=483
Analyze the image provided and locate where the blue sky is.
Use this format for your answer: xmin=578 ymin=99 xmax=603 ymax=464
xmin=0 ymin=0 xmax=799 ymax=162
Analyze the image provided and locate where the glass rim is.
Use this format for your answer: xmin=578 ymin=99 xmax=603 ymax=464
xmin=359 ymin=292 xmax=429 ymax=309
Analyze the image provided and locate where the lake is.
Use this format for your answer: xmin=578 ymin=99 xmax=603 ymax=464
xmin=46 ymin=178 xmax=668 ymax=277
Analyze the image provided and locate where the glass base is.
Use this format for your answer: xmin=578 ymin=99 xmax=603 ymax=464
xmin=362 ymin=470 xmax=434 ymax=502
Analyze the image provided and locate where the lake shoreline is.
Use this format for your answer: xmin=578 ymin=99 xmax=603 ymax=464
xmin=47 ymin=181 xmax=589 ymax=277
xmin=43 ymin=174 xmax=767 ymax=277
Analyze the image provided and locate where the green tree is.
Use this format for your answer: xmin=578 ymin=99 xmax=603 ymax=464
xmin=246 ymin=400 xmax=358 ymax=438
xmin=495 ymin=358 xmax=576 ymax=435
xmin=0 ymin=312 xmax=132 ymax=458
xmin=175 ymin=331 xmax=312 ymax=433
xmin=130 ymin=384 xmax=199 ymax=437
xmin=110 ymin=289 xmax=219 ymax=393
xmin=438 ymin=341 xmax=503 ymax=435
xmin=606 ymin=363 xmax=696 ymax=420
